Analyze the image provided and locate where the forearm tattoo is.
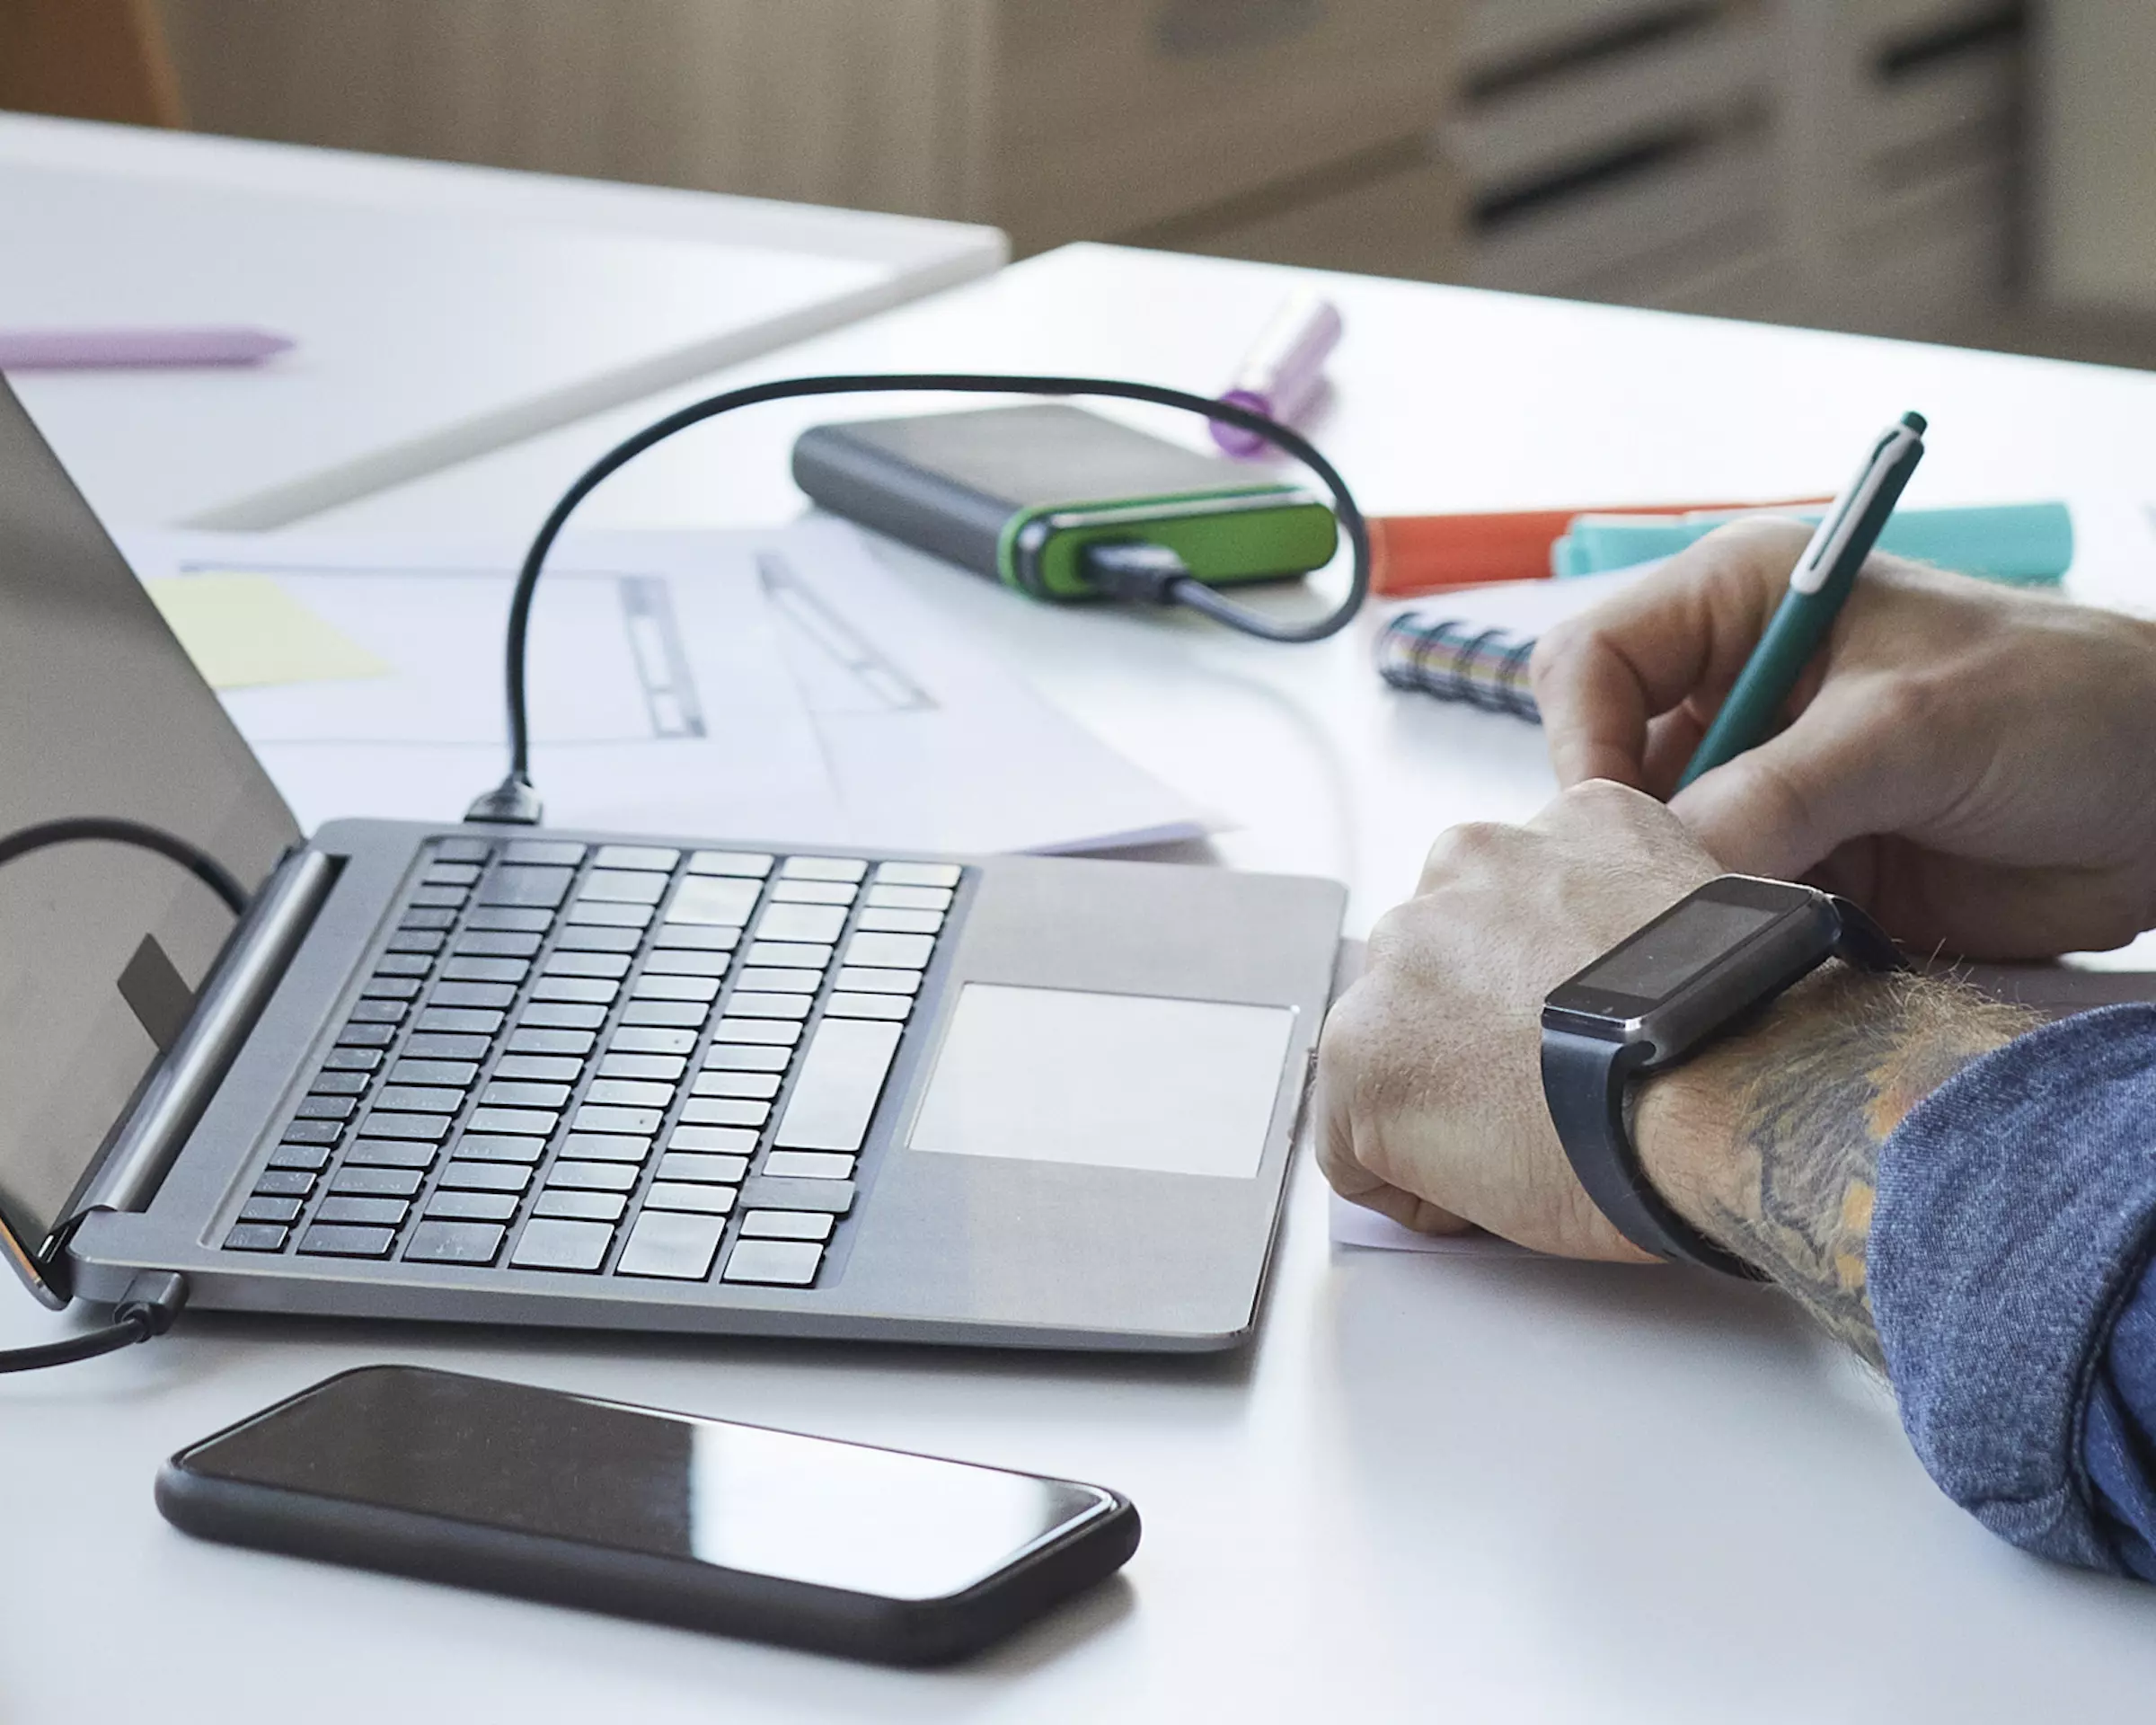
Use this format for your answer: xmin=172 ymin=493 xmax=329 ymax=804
xmin=1685 ymin=973 xmax=2035 ymax=1369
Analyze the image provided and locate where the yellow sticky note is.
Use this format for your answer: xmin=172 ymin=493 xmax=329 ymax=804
xmin=144 ymin=573 xmax=390 ymax=690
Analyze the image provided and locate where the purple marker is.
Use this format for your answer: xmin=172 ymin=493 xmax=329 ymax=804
xmin=0 ymin=327 xmax=295 ymax=370
xmin=1210 ymin=290 xmax=1343 ymax=458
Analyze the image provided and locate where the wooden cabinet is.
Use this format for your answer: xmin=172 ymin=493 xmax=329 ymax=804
xmin=160 ymin=0 xmax=1460 ymax=256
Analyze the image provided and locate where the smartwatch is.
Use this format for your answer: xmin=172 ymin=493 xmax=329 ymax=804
xmin=1540 ymin=875 xmax=1903 ymax=1278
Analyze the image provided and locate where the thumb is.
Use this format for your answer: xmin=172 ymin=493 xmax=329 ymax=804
xmin=1669 ymin=684 xmax=1950 ymax=878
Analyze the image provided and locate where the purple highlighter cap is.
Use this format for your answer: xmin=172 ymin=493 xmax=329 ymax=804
xmin=1209 ymin=292 xmax=1343 ymax=458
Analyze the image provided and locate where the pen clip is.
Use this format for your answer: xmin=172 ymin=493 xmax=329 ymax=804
xmin=1789 ymin=418 xmax=1925 ymax=597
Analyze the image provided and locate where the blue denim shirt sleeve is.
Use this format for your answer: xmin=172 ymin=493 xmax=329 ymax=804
xmin=1871 ymin=1003 xmax=2156 ymax=1576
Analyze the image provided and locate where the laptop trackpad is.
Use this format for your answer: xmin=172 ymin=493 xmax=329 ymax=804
xmin=906 ymin=984 xmax=1296 ymax=1180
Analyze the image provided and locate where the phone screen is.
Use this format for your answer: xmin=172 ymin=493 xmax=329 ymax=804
xmin=177 ymin=1367 xmax=1116 ymax=1602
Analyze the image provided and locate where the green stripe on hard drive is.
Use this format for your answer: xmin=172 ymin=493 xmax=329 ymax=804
xmin=996 ymin=486 xmax=1340 ymax=600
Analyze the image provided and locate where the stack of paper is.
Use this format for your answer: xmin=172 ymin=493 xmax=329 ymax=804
xmin=120 ymin=520 xmax=1213 ymax=856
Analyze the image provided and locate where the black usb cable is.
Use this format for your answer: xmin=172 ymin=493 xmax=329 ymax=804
xmin=466 ymin=373 xmax=1371 ymax=825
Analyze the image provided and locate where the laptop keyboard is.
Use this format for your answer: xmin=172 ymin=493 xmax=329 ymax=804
xmin=221 ymin=836 xmax=962 ymax=1287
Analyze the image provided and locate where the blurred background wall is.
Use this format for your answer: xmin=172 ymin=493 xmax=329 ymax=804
xmin=8 ymin=0 xmax=2155 ymax=368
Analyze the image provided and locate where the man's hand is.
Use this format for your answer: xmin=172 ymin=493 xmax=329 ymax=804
xmin=1316 ymin=780 xmax=1719 ymax=1259
xmin=1530 ymin=519 xmax=2156 ymax=960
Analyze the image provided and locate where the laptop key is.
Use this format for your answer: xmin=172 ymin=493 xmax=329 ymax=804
xmin=268 ymin=1143 xmax=333 ymax=1172
xmin=374 ymin=951 xmax=436 ymax=977
xmin=826 ymin=993 xmax=912 ymax=1021
xmin=596 ymin=1052 xmax=686 ymax=1082
xmin=348 ymin=999 xmax=408 ymax=1023
xmin=397 ymin=907 xmax=457 ymax=931
xmin=254 ymin=1169 xmax=317 ymax=1197
xmin=558 ymin=1133 xmax=650 ymax=1163
xmin=426 ymin=1190 xmax=518 ymax=1222
xmin=755 ymin=904 xmax=846 ymax=945
xmin=616 ymin=1211 xmax=726 ymax=1280
xmin=437 ymin=1162 xmax=532 ymax=1193
xmin=687 ymin=850 xmax=773 ymax=877
xmin=359 ymin=977 xmax=422 ymax=1000
xmin=506 ymin=1027 xmax=596 ymax=1057
xmin=331 ymin=1166 xmax=425 ymax=1197
xmin=720 ymin=993 xmax=808 ymax=1020
xmin=571 ymin=1104 xmax=661 ymax=1137
xmin=770 ymin=879 xmax=856 ymax=906
xmin=641 ymin=947 xmax=731 ymax=978
xmin=443 ymin=956 xmax=529 ymax=985
xmin=431 ymin=981 xmax=517 ymax=1011
xmin=666 ymin=876 xmax=761 ymax=926
xmin=702 ymin=1043 xmax=791 ymax=1073
xmin=239 ymin=1196 xmax=303 ymax=1224
xmin=323 ymin=1048 xmax=384 ymax=1072
xmin=565 ymin=899 xmax=652 ymax=928
xmin=720 ymin=1239 xmax=824 ymax=1287
xmin=738 ymin=1175 xmax=856 ymax=1215
xmin=656 ymin=1152 xmax=750 ymax=1184
xmin=502 ymin=839 xmax=587 ymax=867
xmin=842 ymin=932 xmax=933 ymax=970
xmin=344 ymin=1138 xmax=437 ymax=1169
xmin=772 ymin=1019 xmax=901 ymax=1153
xmin=279 ymin=1119 xmax=344 ymax=1146
xmin=740 ymin=1210 xmax=835 ymax=1243
xmin=409 ymin=886 xmax=468 ymax=909
xmin=730 ymin=967 xmax=817 ymax=994
xmin=584 ymin=1078 xmax=675 ymax=1109
xmin=745 ymin=942 xmax=832 ymax=969
xmin=465 ymin=1107 xmax=559 ymax=1137
xmin=854 ymin=907 xmax=942 ymax=935
xmin=406 ymin=1031 xmax=492 ymax=1061
xmin=454 ymin=1135 xmax=549 ymax=1164
xmin=492 ymin=1054 xmax=583 ymax=1084
xmin=431 ymin=837 xmax=494 ymax=863
xmin=423 ymin=862 xmax=482 ymax=888
xmin=641 ymin=1182 xmax=736 ymax=1216
xmin=693 ymin=1071 xmax=781 ymax=1100
xmin=609 ymin=1026 xmax=699 ymax=1057
xmin=518 ymin=1002 xmax=606 ymax=1031
xmin=580 ymin=870 xmax=671 ymax=905
xmin=667 ymin=1127 xmax=755 ymax=1157
xmin=479 ymin=864 xmax=574 ymax=908
xmin=464 ymin=906 xmax=552 ymax=933
xmin=650 ymin=923 xmax=738 ymax=951
xmin=374 ymin=1086 xmax=463 ymax=1114
xmin=833 ymin=966 xmax=921 ymax=995
xmin=552 ymin=923 xmax=643 ymax=954
xmin=403 ymin=1220 xmax=507 ymax=1266
xmin=510 ymin=1217 xmax=614 ymax=1272
xmin=545 ymin=950 xmax=631 ymax=979
xmin=414 ymin=1006 xmax=505 ymax=1035
xmin=782 ymin=856 xmax=867 ymax=883
xmin=480 ymin=1081 xmax=571 ymax=1110
xmin=711 ymin=1018 xmax=800 ymax=1046
xmin=632 ymin=974 xmax=720 ymax=1003
xmin=390 ymin=1059 xmax=479 ymax=1088
xmin=307 ymin=1070 xmax=369 ymax=1096
xmin=530 ymin=975 xmax=619 ymax=1004
xmin=544 ymin=1162 xmax=640 ymax=1193
xmin=455 ymin=929 xmax=543 ymax=958
xmin=297 ymin=1224 xmax=397 ymax=1259
xmin=360 ymin=1111 xmax=452 ymax=1141
xmin=533 ymin=1190 xmax=627 ymax=1223
xmin=316 ymin=1196 xmax=411 ymax=1227
xmin=862 ymin=884 xmax=953 ymax=913
xmin=225 ymin=1223 xmax=289 ymax=1252
xmin=873 ymin=861 xmax=961 ymax=889
xmin=595 ymin=845 xmax=679 ymax=871
xmin=763 ymin=1150 xmax=854 ymax=1181
xmin=618 ymin=1000 xmax=707 ymax=1028
xmin=336 ymin=1021 xmax=397 ymax=1048
xmin=680 ymin=1097 xmax=769 ymax=1128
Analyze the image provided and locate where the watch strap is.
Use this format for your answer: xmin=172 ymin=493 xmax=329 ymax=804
xmin=1541 ymin=1027 xmax=1764 ymax=1278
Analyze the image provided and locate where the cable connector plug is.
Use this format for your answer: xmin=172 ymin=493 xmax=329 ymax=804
xmin=464 ymin=775 xmax=544 ymax=826
xmin=114 ymin=1270 xmax=189 ymax=1340
xmin=1078 ymin=540 xmax=1193 ymax=606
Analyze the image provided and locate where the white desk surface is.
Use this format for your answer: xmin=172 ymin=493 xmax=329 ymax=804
xmin=9 ymin=243 xmax=2156 ymax=1721
xmin=0 ymin=114 xmax=1003 ymax=531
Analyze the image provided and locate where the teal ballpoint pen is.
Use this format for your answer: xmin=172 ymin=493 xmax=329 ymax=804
xmin=1675 ymin=411 xmax=1928 ymax=790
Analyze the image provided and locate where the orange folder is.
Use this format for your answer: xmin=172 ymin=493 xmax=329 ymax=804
xmin=1367 ymin=499 xmax=1831 ymax=597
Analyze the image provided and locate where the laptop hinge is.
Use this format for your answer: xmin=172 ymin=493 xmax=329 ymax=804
xmin=71 ymin=845 xmax=338 ymax=1225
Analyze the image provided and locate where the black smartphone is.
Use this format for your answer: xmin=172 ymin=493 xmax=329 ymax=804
xmin=156 ymin=1365 xmax=1139 ymax=1666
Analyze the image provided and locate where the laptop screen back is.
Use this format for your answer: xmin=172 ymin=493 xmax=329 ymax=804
xmin=0 ymin=377 xmax=299 ymax=1269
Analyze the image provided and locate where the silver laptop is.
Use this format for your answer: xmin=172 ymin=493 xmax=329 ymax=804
xmin=0 ymin=377 xmax=1343 ymax=1351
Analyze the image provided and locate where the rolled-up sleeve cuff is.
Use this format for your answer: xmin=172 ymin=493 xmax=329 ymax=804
xmin=1871 ymin=1003 xmax=2156 ymax=1572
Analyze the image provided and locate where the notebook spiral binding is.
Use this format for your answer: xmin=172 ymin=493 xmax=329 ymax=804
xmin=1374 ymin=611 xmax=1541 ymax=723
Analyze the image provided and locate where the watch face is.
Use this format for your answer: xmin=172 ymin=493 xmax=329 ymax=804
xmin=1545 ymin=876 xmax=1821 ymax=1030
